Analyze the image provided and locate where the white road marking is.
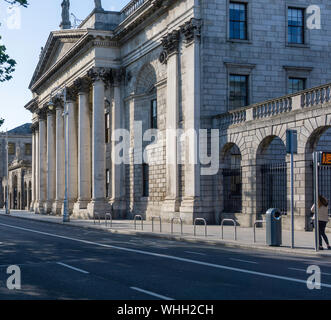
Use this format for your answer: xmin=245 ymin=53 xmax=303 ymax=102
xmin=185 ymin=251 xmax=206 ymax=256
xmin=230 ymin=258 xmax=258 ymax=265
xmin=56 ymin=262 xmax=89 ymax=274
xmin=130 ymin=287 xmax=174 ymax=300
xmin=2 ymin=222 xmax=331 ymax=289
xmin=289 ymin=267 xmax=331 ymax=276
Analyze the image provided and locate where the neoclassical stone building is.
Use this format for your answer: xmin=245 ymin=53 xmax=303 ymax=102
xmin=25 ymin=0 xmax=331 ymax=229
xmin=0 ymin=124 xmax=32 ymax=210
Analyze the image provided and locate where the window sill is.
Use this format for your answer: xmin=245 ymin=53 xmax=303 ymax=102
xmin=286 ymin=43 xmax=310 ymax=49
xmin=227 ymin=39 xmax=252 ymax=44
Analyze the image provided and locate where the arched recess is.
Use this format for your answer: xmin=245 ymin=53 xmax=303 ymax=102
xmin=132 ymin=63 xmax=158 ymax=216
xmin=305 ymin=126 xmax=331 ymax=229
xmin=256 ymin=135 xmax=287 ymax=216
xmin=28 ymin=181 xmax=32 ymax=210
xmin=220 ymin=143 xmax=242 ymax=214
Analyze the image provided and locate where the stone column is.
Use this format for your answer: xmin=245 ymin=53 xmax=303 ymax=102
xmin=66 ymin=88 xmax=78 ymax=213
xmin=34 ymin=125 xmax=40 ymax=212
xmin=44 ymin=108 xmax=56 ymax=213
xmin=87 ymin=67 xmax=111 ymax=217
xmin=36 ymin=109 xmax=47 ymax=214
xmin=52 ymin=98 xmax=65 ymax=215
xmin=110 ymin=68 xmax=126 ymax=218
xmin=179 ymin=19 xmax=202 ymax=223
xmin=30 ymin=125 xmax=37 ymax=211
xmin=73 ymin=78 xmax=92 ymax=218
xmin=160 ymin=30 xmax=180 ymax=219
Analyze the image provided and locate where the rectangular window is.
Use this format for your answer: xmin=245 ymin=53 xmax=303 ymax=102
xmin=288 ymin=7 xmax=305 ymax=44
xmin=8 ymin=143 xmax=15 ymax=155
xmin=25 ymin=143 xmax=32 ymax=156
xmin=229 ymin=74 xmax=249 ymax=110
xmin=105 ymin=113 xmax=110 ymax=144
xmin=229 ymin=2 xmax=247 ymax=40
xmin=150 ymin=99 xmax=157 ymax=129
xmin=142 ymin=163 xmax=149 ymax=197
xmin=288 ymin=77 xmax=306 ymax=94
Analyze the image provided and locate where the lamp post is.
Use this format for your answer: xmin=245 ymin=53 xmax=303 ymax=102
xmin=48 ymin=87 xmax=70 ymax=223
xmin=5 ymin=129 xmax=10 ymax=215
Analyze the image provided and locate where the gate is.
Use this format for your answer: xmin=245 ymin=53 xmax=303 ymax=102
xmin=222 ymin=168 xmax=242 ymax=213
xmin=261 ymin=163 xmax=287 ymax=215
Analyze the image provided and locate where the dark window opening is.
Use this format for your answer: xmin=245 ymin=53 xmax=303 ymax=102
xmin=151 ymin=99 xmax=157 ymax=129
xmin=229 ymin=74 xmax=249 ymax=110
xmin=142 ymin=163 xmax=149 ymax=197
xmin=229 ymin=2 xmax=247 ymax=40
xmin=288 ymin=77 xmax=306 ymax=94
xmin=288 ymin=7 xmax=305 ymax=44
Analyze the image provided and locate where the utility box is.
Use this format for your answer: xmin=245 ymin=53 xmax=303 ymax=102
xmin=266 ymin=208 xmax=282 ymax=246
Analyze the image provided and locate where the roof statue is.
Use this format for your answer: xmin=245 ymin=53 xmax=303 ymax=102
xmin=60 ymin=0 xmax=71 ymax=30
xmin=94 ymin=0 xmax=104 ymax=12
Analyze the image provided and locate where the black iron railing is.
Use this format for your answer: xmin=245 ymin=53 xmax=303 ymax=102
xmin=261 ymin=163 xmax=287 ymax=215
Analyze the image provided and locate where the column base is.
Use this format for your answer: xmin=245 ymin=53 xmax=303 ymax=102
xmin=179 ymin=197 xmax=202 ymax=224
xmin=34 ymin=201 xmax=46 ymax=214
xmin=29 ymin=201 xmax=35 ymax=212
xmin=87 ymin=199 xmax=112 ymax=219
xmin=72 ymin=199 xmax=91 ymax=219
xmin=44 ymin=201 xmax=54 ymax=214
xmin=109 ymin=198 xmax=126 ymax=219
xmin=161 ymin=198 xmax=180 ymax=222
xmin=52 ymin=200 xmax=64 ymax=216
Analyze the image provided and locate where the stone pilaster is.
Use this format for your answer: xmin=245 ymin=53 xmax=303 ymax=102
xmin=30 ymin=122 xmax=39 ymax=211
xmin=160 ymin=30 xmax=181 ymax=218
xmin=87 ymin=67 xmax=112 ymax=217
xmin=179 ymin=19 xmax=202 ymax=223
xmin=73 ymin=78 xmax=92 ymax=218
xmin=34 ymin=125 xmax=40 ymax=212
xmin=110 ymin=68 xmax=126 ymax=218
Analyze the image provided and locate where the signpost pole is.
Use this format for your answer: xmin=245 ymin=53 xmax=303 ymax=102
xmin=313 ymin=151 xmax=320 ymax=252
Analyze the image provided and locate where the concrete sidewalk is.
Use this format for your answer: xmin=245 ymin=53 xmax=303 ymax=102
xmin=1 ymin=210 xmax=331 ymax=257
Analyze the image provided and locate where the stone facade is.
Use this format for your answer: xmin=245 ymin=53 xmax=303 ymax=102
xmin=25 ymin=0 xmax=331 ymax=230
xmin=0 ymin=124 xmax=32 ymax=210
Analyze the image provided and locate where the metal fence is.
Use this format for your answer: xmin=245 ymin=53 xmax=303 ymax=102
xmin=318 ymin=164 xmax=331 ymax=216
xmin=261 ymin=163 xmax=287 ymax=215
xmin=222 ymin=168 xmax=242 ymax=213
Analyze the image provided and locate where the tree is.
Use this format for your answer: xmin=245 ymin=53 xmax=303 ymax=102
xmin=0 ymin=0 xmax=28 ymax=82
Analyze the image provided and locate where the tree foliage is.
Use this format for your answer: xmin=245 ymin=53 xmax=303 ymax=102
xmin=0 ymin=118 xmax=4 ymax=127
xmin=0 ymin=0 xmax=29 ymax=82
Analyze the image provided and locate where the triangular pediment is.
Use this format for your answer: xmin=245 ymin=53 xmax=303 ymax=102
xmin=29 ymin=29 xmax=87 ymax=89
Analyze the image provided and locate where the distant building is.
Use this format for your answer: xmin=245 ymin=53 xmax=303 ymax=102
xmin=0 ymin=123 xmax=32 ymax=210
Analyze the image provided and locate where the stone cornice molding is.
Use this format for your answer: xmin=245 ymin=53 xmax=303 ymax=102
xmin=24 ymin=99 xmax=39 ymax=114
xmin=180 ymin=18 xmax=201 ymax=44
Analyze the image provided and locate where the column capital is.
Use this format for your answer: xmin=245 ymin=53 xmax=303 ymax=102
xmin=111 ymin=68 xmax=126 ymax=87
xmin=37 ymin=106 xmax=48 ymax=121
xmin=159 ymin=29 xmax=180 ymax=64
xmin=74 ymin=77 xmax=91 ymax=94
xmin=87 ymin=67 xmax=111 ymax=84
xmin=66 ymin=87 xmax=77 ymax=102
xmin=180 ymin=18 xmax=201 ymax=44
xmin=31 ymin=122 xmax=39 ymax=133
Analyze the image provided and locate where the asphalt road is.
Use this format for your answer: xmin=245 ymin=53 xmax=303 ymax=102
xmin=0 ymin=215 xmax=330 ymax=300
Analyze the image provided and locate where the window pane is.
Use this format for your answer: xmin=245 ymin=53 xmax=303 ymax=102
xmin=229 ymin=2 xmax=247 ymax=40
xmin=229 ymin=74 xmax=248 ymax=110
xmin=288 ymin=78 xmax=306 ymax=94
xmin=150 ymin=99 xmax=157 ymax=129
xmin=288 ymin=8 xmax=304 ymax=44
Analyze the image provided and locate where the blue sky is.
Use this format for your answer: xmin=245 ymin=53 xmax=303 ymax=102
xmin=0 ymin=0 xmax=130 ymax=130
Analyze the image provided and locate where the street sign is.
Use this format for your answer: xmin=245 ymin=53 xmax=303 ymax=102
xmin=286 ymin=130 xmax=298 ymax=154
xmin=321 ymin=152 xmax=331 ymax=166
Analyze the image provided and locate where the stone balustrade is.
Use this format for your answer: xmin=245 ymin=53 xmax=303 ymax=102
xmin=121 ymin=0 xmax=147 ymax=20
xmin=215 ymin=82 xmax=331 ymax=127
